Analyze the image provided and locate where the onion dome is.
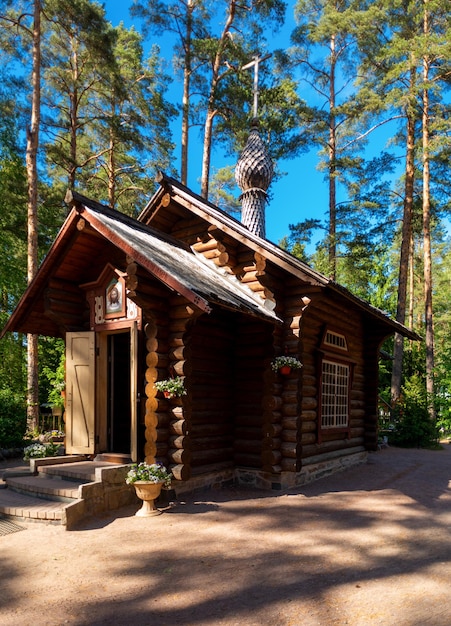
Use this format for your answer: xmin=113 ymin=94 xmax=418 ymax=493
xmin=235 ymin=121 xmax=274 ymax=239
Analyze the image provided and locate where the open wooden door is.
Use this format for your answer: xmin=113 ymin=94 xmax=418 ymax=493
xmin=130 ymin=321 xmax=138 ymax=462
xmin=65 ymin=332 xmax=95 ymax=455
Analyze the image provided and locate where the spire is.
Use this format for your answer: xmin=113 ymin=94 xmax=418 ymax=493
xmin=235 ymin=54 xmax=273 ymax=239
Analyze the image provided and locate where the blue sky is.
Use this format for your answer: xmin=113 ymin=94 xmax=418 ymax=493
xmin=103 ymin=1 xmax=400 ymax=247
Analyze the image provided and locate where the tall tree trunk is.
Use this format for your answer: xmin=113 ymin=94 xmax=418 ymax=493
xmin=200 ymin=0 xmax=236 ymax=199
xmin=422 ymin=0 xmax=435 ymax=419
xmin=26 ymin=0 xmax=41 ymax=430
xmin=328 ymin=33 xmax=337 ymax=280
xmin=408 ymin=232 xmax=414 ymax=331
xmin=108 ymin=129 xmax=115 ymax=208
xmin=180 ymin=0 xmax=193 ymax=186
xmin=69 ymin=35 xmax=78 ymax=189
xmin=391 ymin=66 xmax=417 ymax=404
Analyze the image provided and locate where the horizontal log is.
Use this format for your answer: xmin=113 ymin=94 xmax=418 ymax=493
xmin=234 ymin=414 xmax=264 ymax=428
xmin=302 ymin=397 xmax=317 ymax=410
xmin=191 ymin=238 xmax=218 ymax=253
xmin=203 ymin=249 xmax=221 ymax=260
xmin=169 ymin=435 xmax=191 ymax=450
xmin=349 ymin=427 xmax=365 ymax=438
xmin=156 ymin=412 xmax=173 ymax=428
xmin=169 ymin=305 xmax=198 ymax=321
xmin=189 ymin=400 xmax=232 ymax=414
xmin=191 ymin=448 xmax=233 ymax=465
xmin=281 ymin=404 xmax=299 ymax=418
xmin=281 ymin=417 xmax=299 ymax=431
xmin=155 ymin=442 xmax=169 ymax=457
xmin=169 ymin=318 xmax=195 ymax=333
xmin=280 ymin=458 xmax=297 ymax=472
xmin=191 ymin=435 xmax=233 ymax=451
xmin=262 ymin=396 xmax=283 ymax=411
xmin=169 ymin=448 xmax=192 ymax=464
xmin=301 ymin=420 xmax=317 ymax=433
xmin=234 ymin=452 xmax=261 ymax=468
xmin=170 ymin=420 xmax=188 ymax=436
xmin=261 ymin=449 xmax=282 ymax=466
xmin=235 ymin=426 xmax=262 ymax=441
xmin=282 ymin=430 xmax=298 ymax=443
xmin=156 ymin=428 xmax=169 ymax=442
xmin=217 ymin=251 xmax=236 ymax=267
xmin=261 ymin=436 xmax=281 ymax=450
xmin=301 ymin=432 xmax=317 ymax=445
xmin=126 ymin=279 xmax=167 ymax=299
xmin=189 ymin=422 xmax=231 ymax=436
xmin=262 ymin=423 xmax=282 ymax=438
xmin=173 ymin=361 xmax=190 ymax=377
xmin=262 ymin=464 xmax=282 ymax=474
xmin=169 ymin=406 xmax=184 ymax=420
xmin=301 ymin=437 xmax=363 ymax=459
xmin=234 ymin=439 xmax=262 ymax=454
xmin=45 ymin=290 xmax=84 ymax=307
xmin=170 ymin=463 xmax=191 ymax=482
xmin=280 ymin=441 xmax=299 ymax=459
xmin=302 ymin=445 xmax=366 ymax=466
xmin=190 ymin=460 xmax=234 ymax=476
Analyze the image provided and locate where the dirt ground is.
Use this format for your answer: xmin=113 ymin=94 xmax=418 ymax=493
xmin=1 ymin=444 xmax=450 ymax=626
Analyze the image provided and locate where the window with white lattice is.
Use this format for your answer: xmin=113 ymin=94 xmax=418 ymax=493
xmin=321 ymin=359 xmax=350 ymax=428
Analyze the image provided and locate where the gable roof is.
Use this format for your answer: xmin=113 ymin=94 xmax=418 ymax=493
xmin=1 ymin=190 xmax=280 ymax=338
xmin=1 ymin=177 xmax=420 ymax=342
xmin=140 ymin=172 xmax=421 ymax=342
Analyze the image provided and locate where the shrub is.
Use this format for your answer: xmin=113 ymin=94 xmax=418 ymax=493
xmin=0 ymin=389 xmax=27 ymax=449
xmin=390 ymin=376 xmax=439 ymax=448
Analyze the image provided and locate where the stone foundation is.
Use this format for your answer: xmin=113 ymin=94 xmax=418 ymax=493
xmin=171 ymin=451 xmax=368 ymax=495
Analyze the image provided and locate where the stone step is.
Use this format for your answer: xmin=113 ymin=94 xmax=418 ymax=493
xmin=38 ymin=460 xmax=114 ymax=483
xmin=0 ymin=459 xmax=135 ymax=529
xmin=6 ymin=474 xmax=83 ymax=503
xmin=0 ymin=487 xmax=74 ymax=523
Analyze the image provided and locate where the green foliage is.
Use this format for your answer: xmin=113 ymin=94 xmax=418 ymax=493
xmin=39 ymin=337 xmax=65 ymax=408
xmin=23 ymin=441 xmax=61 ymax=460
xmin=154 ymin=376 xmax=186 ymax=398
xmin=390 ymin=376 xmax=439 ymax=449
xmin=125 ymin=461 xmax=172 ymax=486
xmin=0 ymin=388 xmax=27 ymax=449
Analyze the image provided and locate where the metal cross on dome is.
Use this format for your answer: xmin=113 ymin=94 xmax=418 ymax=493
xmin=241 ymin=52 xmax=272 ymax=120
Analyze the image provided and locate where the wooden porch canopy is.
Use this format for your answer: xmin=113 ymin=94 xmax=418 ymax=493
xmin=1 ymin=190 xmax=280 ymax=339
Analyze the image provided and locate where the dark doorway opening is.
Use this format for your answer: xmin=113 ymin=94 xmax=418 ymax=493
xmin=107 ymin=332 xmax=131 ymax=453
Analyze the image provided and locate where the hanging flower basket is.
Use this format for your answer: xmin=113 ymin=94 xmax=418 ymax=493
xmin=271 ymin=356 xmax=303 ymax=375
xmin=154 ymin=376 xmax=187 ymax=399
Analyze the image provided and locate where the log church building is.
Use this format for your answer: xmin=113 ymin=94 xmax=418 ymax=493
xmin=1 ymin=118 xmax=416 ymax=502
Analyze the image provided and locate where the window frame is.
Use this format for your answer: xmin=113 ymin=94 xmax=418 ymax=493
xmin=317 ymin=328 xmax=354 ymax=443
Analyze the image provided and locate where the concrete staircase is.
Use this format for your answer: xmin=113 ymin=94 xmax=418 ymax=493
xmin=0 ymin=456 xmax=136 ymax=529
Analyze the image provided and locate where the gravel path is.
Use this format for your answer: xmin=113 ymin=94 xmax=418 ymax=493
xmin=1 ymin=444 xmax=450 ymax=626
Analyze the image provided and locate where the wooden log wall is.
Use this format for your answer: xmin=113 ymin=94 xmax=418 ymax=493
xmin=126 ymin=262 xmax=197 ymax=482
xmin=361 ymin=319 xmax=386 ymax=451
xmin=234 ymin=316 xmax=273 ymax=470
xmin=263 ymin=287 xmax=305 ymax=475
xmin=189 ymin=309 xmax=235 ymax=475
xmin=44 ymin=277 xmax=88 ymax=332
xmin=287 ymin=281 xmax=369 ymax=466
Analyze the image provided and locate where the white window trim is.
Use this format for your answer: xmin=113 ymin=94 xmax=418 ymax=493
xmin=321 ymin=359 xmax=350 ymax=429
